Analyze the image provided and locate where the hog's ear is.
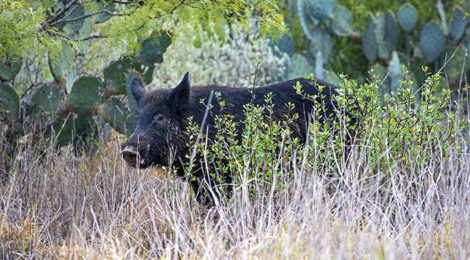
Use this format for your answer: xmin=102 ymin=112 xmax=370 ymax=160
xmin=130 ymin=75 xmax=145 ymax=103
xmin=169 ymin=72 xmax=190 ymax=114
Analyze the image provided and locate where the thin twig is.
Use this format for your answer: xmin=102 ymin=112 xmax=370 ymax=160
xmin=49 ymin=9 xmax=120 ymax=27
xmin=187 ymin=90 xmax=215 ymax=181
xmin=44 ymin=0 xmax=78 ymax=25
xmin=111 ymin=0 xmax=133 ymax=4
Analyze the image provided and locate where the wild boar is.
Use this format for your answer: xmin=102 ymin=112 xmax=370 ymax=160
xmin=121 ymin=72 xmax=345 ymax=205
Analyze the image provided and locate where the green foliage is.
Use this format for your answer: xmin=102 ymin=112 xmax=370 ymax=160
xmin=0 ymin=0 xmax=287 ymax=149
xmin=183 ymin=72 xmax=462 ymax=201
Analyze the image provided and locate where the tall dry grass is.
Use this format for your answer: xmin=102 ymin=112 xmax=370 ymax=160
xmin=1 ymin=75 xmax=469 ymax=259
xmin=0 ymin=123 xmax=468 ymax=259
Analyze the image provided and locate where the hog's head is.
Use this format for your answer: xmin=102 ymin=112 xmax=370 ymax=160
xmin=121 ymin=73 xmax=190 ymax=168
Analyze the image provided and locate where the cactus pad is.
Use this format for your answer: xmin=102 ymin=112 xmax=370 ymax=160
xmin=308 ymin=28 xmax=332 ymax=62
xmin=314 ymin=51 xmax=323 ymax=79
xmin=288 ymin=54 xmax=313 ymax=79
xmin=385 ymin=11 xmax=399 ymax=51
xmin=98 ymin=97 xmax=128 ymax=135
xmin=0 ymin=55 xmax=23 ymax=81
xmin=397 ymin=4 xmax=417 ymax=33
xmin=125 ymin=72 xmax=141 ymax=136
xmin=140 ymin=31 xmax=172 ymax=66
xmin=363 ymin=14 xmax=378 ymax=62
xmin=388 ymin=52 xmax=403 ymax=93
xmin=450 ymin=7 xmax=466 ymax=42
xmin=330 ymin=5 xmax=352 ymax=37
xmin=270 ymin=33 xmax=295 ymax=57
xmin=308 ymin=0 xmax=338 ymax=21
xmin=48 ymin=40 xmax=74 ymax=82
xmin=0 ymin=83 xmax=20 ymax=120
xmin=30 ymin=84 xmax=63 ymax=122
xmin=95 ymin=2 xmax=115 ymax=24
xmin=65 ymin=4 xmax=85 ymax=32
xmin=420 ymin=21 xmax=445 ymax=63
xmin=104 ymin=56 xmax=142 ymax=96
xmin=66 ymin=76 xmax=104 ymax=116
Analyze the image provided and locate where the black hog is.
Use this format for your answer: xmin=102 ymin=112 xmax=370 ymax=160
xmin=121 ymin=72 xmax=344 ymax=205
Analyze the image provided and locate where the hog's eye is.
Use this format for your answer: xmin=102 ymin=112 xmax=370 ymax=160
xmin=153 ymin=114 xmax=165 ymax=123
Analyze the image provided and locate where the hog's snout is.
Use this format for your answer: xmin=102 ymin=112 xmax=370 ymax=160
xmin=121 ymin=146 xmax=139 ymax=167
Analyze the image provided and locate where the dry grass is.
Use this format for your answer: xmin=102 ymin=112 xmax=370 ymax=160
xmin=0 ymin=123 xmax=469 ymax=260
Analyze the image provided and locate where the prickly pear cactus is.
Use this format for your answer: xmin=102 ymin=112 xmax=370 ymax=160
xmin=140 ymin=31 xmax=172 ymax=66
xmin=0 ymin=55 xmax=23 ymax=81
xmin=307 ymin=0 xmax=338 ymax=21
xmin=388 ymin=51 xmax=403 ymax=93
xmin=450 ymin=7 xmax=466 ymax=42
xmin=66 ymin=76 xmax=104 ymax=116
xmin=436 ymin=0 xmax=448 ymax=35
xmin=104 ymin=56 xmax=142 ymax=96
xmin=95 ymin=2 xmax=116 ymax=24
xmin=125 ymin=72 xmax=141 ymax=136
xmin=397 ymin=4 xmax=417 ymax=33
xmin=288 ymin=54 xmax=313 ymax=79
xmin=420 ymin=21 xmax=445 ymax=63
xmin=385 ymin=11 xmax=399 ymax=52
xmin=363 ymin=14 xmax=378 ymax=62
xmin=29 ymin=84 xmax=63 ymax=122
xmin=47 ymin=114 xmax=75 ymax=147
xmin=330 ymin=5 xmax=352 ymax=37
xmin=308 ymin=28 xmax=332 ymax=61
xmin=0 ymin=83 xmax=20 ymax=120
xmin=48 ymin=40 xmax=74 ymax=82
xmin=270 ymin=33 xmax=295 ymax=57
xmin=98 ymin=97 xmax=128 ymax=135
xmin=314 ymin=51 xmax=323 ymax=79
xmin=64 ymin=4 xmax=85 ymax=32
xmin=77 ymin=18 xmax=93 ymax=55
